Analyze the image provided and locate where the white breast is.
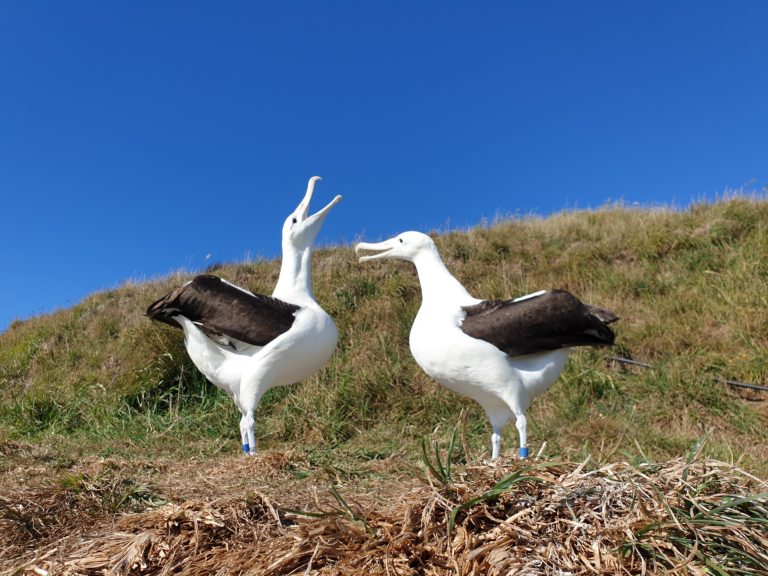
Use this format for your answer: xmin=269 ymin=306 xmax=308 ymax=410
xmin=409 ymin=304 xmax=570 ymax=411
xmin=410 ymin=307 xmax=515 ymax=396
xmin=253 ymin=305 xmax=338 ymax=389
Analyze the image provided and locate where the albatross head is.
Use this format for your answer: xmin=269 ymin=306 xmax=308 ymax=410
xmin=283 ymin=176 xmax=343 ymax=250
xmin=355 ymin=231 xmax=437 ymax=263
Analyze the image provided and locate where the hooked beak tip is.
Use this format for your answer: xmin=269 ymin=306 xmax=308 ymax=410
xmin=354 ymin=242 xmax=373 ymax=255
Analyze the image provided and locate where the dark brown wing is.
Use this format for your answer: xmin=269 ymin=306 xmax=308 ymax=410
xmin=146 ymin=275 xmax=299 ymax=347
xmin=461 ymin=289 xmax=617 ymax=357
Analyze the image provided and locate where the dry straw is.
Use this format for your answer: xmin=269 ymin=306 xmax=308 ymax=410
xmin=3 ymin=454 xmax=767 ymax=575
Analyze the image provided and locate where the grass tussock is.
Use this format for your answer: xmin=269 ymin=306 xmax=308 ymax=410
xmin=3 ymin=452 xmax=767 ymax=575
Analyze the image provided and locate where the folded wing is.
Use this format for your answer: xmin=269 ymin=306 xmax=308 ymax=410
xmin=461 ymin=289 xmax=617 ymax=357
xmin=146 ymin=275 xmax=300 ymax=347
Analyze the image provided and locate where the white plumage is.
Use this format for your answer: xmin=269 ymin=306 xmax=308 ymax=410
xmin=147 ymin=177 xmax=341 ymax=455
xmin=355 ymin=231 xmax=617 ymax=459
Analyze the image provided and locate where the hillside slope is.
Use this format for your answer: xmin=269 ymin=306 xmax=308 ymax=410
xmin=1 ymin=197 xmax=766 ymax=473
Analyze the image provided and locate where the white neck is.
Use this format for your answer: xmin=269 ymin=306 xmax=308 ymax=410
xmin=273 ymin=241 xmax=314 ymax=304
xmin=411 ymin=246 xmax=476 ymax=307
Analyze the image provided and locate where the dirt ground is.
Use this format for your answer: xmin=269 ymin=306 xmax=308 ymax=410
xmin=2 ymin=440 xmax=767 ymax=575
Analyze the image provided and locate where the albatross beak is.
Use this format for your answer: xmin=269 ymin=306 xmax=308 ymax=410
xmin=295 ymin=176 xmax=323 ymax=221
xmin=305 ymin=193 xmax=343 ymax=227
xmin=355 ymin=238 xmax=398 ymax=262
xmin=293 ymin=176 xmax=342 ymax=228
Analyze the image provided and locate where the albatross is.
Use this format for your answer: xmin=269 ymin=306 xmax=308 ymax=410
xmin=355 ymin=231 xmax=618 ymax=460
xmin=146 ymin=176 xmax=341 ymax=455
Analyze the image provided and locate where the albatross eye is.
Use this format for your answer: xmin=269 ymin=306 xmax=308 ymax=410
xmin=399 ymin=238 xmax=403 ymax=243
xmin=292 ymin=218 xmax=298 ymax=224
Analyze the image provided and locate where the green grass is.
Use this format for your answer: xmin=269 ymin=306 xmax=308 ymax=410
xmin=1 ymin=196 xmax=767 ymax=474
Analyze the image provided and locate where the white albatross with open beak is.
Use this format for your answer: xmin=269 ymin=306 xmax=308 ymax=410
xmin=356 ymin=231 xmax=617 ymax=460
xmin=147 ymin=176 xmax=342 ymax=455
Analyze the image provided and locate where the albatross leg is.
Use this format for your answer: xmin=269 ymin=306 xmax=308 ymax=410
xmin=515 ymin=411 xmax=528 ymax=459
xmin=239 ymin=414 xmax=251 ymax=454
xmin=244 ymin=410 xmax=256 ymax=456
xmin=486 ymin=405 xmax=512 ymax=461
xmin=491 ymin=429 xmax=502 ymax=460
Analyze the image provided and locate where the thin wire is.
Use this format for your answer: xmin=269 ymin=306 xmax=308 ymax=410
xmin=610 ymin=356 xmax=768 ymax=393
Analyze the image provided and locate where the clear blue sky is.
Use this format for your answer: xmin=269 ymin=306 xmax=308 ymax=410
xmin=1 ymin=2 xmax=766 ymax=331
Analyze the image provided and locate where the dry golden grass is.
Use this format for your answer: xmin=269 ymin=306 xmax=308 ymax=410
xmin=2 ymin=449 xmax=766 ymax=575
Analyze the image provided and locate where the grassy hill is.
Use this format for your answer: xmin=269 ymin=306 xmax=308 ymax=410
xmin=1 ymin=196 xmax=766 ymax=473
xmin=2 ymin=196 xmax=768 ymax=574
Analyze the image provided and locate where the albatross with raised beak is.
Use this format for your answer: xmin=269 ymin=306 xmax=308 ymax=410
xmin=356 ymin=231 xmax=617 ymax=459
xmin=147 ymin=176 xmax=341 ymax=455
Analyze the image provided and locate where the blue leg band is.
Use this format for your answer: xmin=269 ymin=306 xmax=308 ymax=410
xmin=519 ymin=446 xmax=529 ymax=458
xmin=242 ymin=443 xmax=250 ymax=454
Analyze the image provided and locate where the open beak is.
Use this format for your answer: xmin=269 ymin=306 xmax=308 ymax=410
xmin=297 ymin=176 xmax=342 ymax=225
xmin=355 ymin=238 xmax=399 ymax=262
xmin=306 ymin=193 xmax=342 ymax=226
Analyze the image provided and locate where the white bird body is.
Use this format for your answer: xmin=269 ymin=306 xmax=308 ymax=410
xmin=176 ymin=303 xmax=337 ymax=408
xmin=147 ymin=176 xmax=341 ymax=454
xmin=356 ymin=231 xmax=617 ymax=460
